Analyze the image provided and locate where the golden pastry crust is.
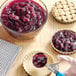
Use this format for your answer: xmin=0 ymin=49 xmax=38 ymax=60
xmin=51 ymin=0 xmax=76 ymax=23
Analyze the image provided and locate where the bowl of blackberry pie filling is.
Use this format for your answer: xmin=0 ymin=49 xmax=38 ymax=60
xmin=51 ymin=30 xmax=76 ymax=55
xmin=1 ymin=0 xmax=48 ymax=39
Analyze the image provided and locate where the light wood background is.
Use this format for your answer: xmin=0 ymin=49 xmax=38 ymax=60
xmin=0 ymin=0 xmax=76 ymax=76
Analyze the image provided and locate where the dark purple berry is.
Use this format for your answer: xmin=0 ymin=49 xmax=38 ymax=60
xmin=26 ymin=14 xmax=30 ymax=18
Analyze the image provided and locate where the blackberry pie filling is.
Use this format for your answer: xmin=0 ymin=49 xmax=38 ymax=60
xmin=52 ymin=30 xmax=76 ymax=53
xmin=33 ymin=52 xmax=47 ymax=68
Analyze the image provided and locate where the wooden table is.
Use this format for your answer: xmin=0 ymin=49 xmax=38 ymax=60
xmin=0 ymin=0 xmax=76 ymax=76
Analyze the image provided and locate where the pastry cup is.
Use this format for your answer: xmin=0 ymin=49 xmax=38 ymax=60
xmin=51 ymin=29 xmax=76 ymax=55
xmin=23 ymin=51 xmax=54 ymax=76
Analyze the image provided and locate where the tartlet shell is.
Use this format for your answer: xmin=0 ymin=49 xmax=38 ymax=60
xmin=22 ymin=51 xmax=55 ymax=76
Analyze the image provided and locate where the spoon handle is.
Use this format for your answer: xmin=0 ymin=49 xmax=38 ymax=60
xmin=56 ymin=71 xmax=65 ymax=76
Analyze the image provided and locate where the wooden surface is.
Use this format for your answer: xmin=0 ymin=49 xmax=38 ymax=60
xmin=0 ymin=0 xmax=76 ymax=76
